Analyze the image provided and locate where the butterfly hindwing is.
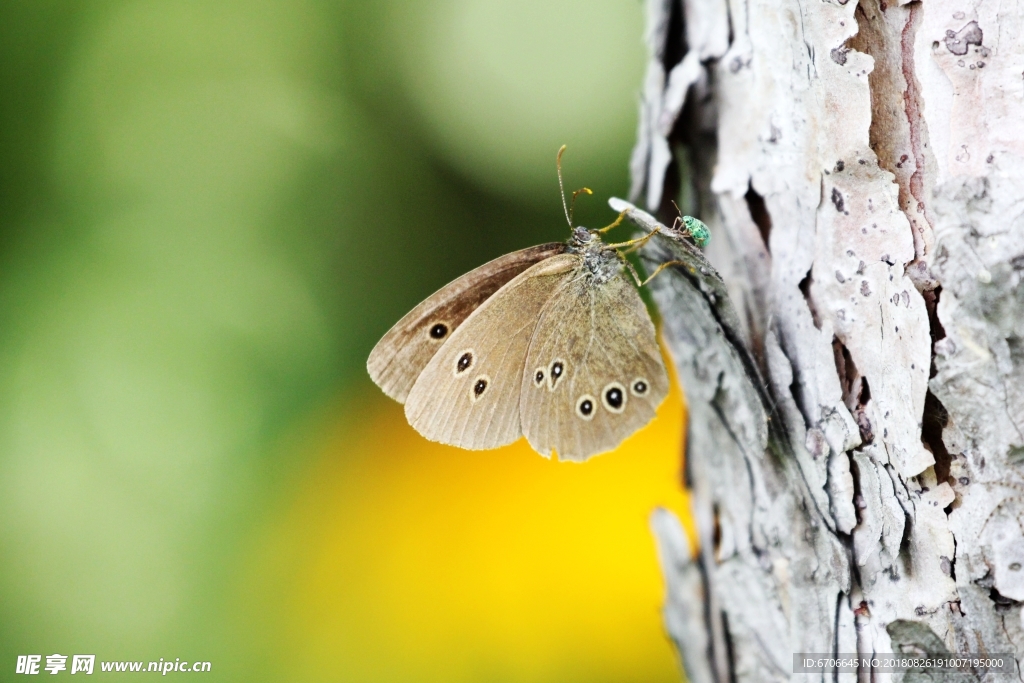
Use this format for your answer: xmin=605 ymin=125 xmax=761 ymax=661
xmin=404 ymin=254 xmax=580 ymax=450
xmin=519 ymin=272 xmax=669 ymax=461
xmin=367 ymin=243 xmax=567 ymax=402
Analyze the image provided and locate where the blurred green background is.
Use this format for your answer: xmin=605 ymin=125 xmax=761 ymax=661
xmin=0 ymin=1 xmax=690 ymax=681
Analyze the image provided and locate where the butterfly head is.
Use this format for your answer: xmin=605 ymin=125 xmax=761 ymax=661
xmin=572 ymin=225 xmax=595 ymax=244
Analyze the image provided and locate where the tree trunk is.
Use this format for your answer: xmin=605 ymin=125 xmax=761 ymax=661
xmin=623 ymin=0 xmax=1024 ymax=681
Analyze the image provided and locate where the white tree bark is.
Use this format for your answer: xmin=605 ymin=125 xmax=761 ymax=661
xmin=625 ymin=0 xmax=1024 ymax=681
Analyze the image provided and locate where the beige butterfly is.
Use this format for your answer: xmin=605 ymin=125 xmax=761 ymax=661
xmin=367 ymin=148 xmax=690 ymax=461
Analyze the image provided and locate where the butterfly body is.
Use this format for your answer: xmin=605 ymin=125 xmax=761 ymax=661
xmin=368 ymin=224 xmax=669 ymax=462
xmin=567 ymin=226 xmax=622 ymax=285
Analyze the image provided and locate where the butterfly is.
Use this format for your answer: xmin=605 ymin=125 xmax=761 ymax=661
xmin=367 ymin=147 xmax=706 ymax=461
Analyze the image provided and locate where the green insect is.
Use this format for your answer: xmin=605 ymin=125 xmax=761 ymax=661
xmin=679 ymin=215 xmax=710 ymax=248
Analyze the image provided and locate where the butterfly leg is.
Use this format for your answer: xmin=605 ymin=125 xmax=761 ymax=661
xmin=619 ymin=237 xmax=655 ymax=256
xmin=595 ymin=209 xmax=629 ymax=234
xmin=639 ymin=260 xmax=688 ymax=287
xmin=606 ymin=227 xmax=661 ymax=250
xmin=624 ymin=260 xmax=644 ymax=287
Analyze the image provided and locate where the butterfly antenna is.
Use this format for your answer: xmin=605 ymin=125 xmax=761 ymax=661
xmin=569 ymin=187 xmax=592 ymax=226
xmin=557 ymin=144 xmax=572 ymax=227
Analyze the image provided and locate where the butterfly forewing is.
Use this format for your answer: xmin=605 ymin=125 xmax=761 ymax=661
xmin=519 ymin=272 xmax=669 ymax=461
xmin=404 ymin=254 xmax=580 ymax=450
xmin=368 ymin=243 xmax=567 ymax=402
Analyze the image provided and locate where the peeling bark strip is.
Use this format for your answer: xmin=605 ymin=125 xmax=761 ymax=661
xmin=627 ymin=0 xmax=1024 ymax=681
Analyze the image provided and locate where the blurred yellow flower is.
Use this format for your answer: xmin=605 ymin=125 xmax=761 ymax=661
xmin=239 ymin=370 xmax=691 ymax=683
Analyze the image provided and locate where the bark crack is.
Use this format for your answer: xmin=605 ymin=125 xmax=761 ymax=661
xmin=847 ymin=0 xmax=936 ymax=265
xmin=899 ymin=2 xmax=934 ymax=259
